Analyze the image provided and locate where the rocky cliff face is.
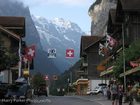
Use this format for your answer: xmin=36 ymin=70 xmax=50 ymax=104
xmin=89 ymin=0 xmax=116 ymax=36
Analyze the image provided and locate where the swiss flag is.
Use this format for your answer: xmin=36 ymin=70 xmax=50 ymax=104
xmin=44 ymin=75 xmax=49 ymax=80
xmin=106 ymin=35 xmax=117 ymax=47
xmin=23 ymin=55 xmax=28 ymax=64
xmin=25 ymin=45 xmax=35 ymax=61
xmin=66 ymin=49 xmax=74 ymax=58
xmin=130 ymin=61 xmax=139 ymax=68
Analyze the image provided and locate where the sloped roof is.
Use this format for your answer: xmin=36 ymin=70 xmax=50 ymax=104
xmin=0 ymin=25 xmax=20 ymax=40
xmin=107 ymin=9 xmax=122 ymax=33
xmin=0 ymin=16 xmax=25 ymax=27
xmin=0 ymin=16 xmax=25 ymax=37
xmin=80 ymin=36 xmax=102 ymax=57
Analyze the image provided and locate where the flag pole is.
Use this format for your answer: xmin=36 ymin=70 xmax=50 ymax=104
xmin=122 ymin=24 xmax=126 ymax=93
xmin=18 ymin=38 xmax=22 ymax=78
xmin=27 ymin=61 xmax=30 ymax=85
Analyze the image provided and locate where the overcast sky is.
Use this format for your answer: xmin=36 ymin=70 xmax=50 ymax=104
xmin=20 ymin=0 xmax=95 ymax=33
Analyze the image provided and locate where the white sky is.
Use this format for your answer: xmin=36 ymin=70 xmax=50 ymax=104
xmin=20 ymin=0 xmax=95 ymax=32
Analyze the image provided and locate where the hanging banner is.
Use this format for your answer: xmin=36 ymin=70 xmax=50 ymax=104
xmin=25 ymin=45 xmax=36 ymax=61
xmin=48 ymin=48 xmax=56 ymax=58
xmin=66 ymin=49 xmax=74 ymax=58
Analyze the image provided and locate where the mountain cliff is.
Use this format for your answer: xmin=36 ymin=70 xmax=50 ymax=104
xmin=32 ymin=16 xmax=84 ymax=72
xmin=0 ymin=0 xmax=84 ymax=74
xmin=88 ymin=0 xmax=116 ymax=35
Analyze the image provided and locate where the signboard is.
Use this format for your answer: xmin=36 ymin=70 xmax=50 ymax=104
xmin=48 ymin=49 xmax=56 ymax=58
xmin=23 ymin=68 xmax=29 ymax=76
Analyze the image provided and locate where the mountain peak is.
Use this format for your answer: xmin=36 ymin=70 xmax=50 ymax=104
xmin=32 ymin=15 xmax=83 ymax=33
xmin=52 ymin=18 xmax=71 ymax=28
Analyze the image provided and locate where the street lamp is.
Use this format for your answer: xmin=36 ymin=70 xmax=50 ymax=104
xmin=18 ymin=38 xmax=22 ymax=78
xmin=122 ymin=24 xmax=126 ymax=93
xmin=67 ymin=78 xmax=70 ymax=94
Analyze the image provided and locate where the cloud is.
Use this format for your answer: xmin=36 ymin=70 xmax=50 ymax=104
xmin=20 ymin=0 xmax=93 ymax=7
xmin=48 ymin=0 xmax=92 ymax=6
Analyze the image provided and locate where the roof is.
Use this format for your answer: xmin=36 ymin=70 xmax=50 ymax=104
xmin=0 ymin=16 xmax=25 ymax=37
xmin=118 ymin=0 xmax=140 ymax=12
xmin=0 ymin=16 xmax=25 ymax=27
xmin=85 ymin=36 xmax=103 ymax=51
xmin=109 ymin=9 xmax=122 ymax=25
xmin=0 ymin=25 xmax=20 ymax=40
xmin=80 ymin=36 xmax=102 ymax=56
xmin=107 ymin=9 xmax=122 ymax=33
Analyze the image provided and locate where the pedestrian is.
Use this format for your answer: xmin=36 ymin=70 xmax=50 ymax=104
xmin=107 ymin=84 xmax=111 ymax=100
xmin=118 ymin=84 xmax=123 ymax=105
xmin=127 ymin=85 xmax=134 ymax=105
xmin=111 ymin=80 xmax=118 ymax=105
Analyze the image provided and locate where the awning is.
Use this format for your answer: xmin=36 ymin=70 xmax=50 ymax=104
xmin=119 ymin=66 xmax=140 ymax=77
xmin=100 ymin=66 xmax=114 ymax=77
xmin=75 ymin=78 xmax=88 ymax=85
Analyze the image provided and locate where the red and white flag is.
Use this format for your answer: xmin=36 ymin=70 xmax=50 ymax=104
xmin=129 ymin=61 xmax=139 ymax=68
xmin=44 ymin=75 xmax=49 ymax=80
xmin=66 ymin=49 xmax=74 ymax=58
xmin=25 ymin=45 xmax=35 ymax=61
xmin=98 ymin=43 xmax=104 ymax=56
xmin=106 ymin=35 xmax=117 ymax=47
xmin=23 ymin=55 xmax=28 ymax=64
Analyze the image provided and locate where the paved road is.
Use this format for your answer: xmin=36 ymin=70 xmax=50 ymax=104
xmin=30 ymin=96 xmax=102 ymax=105
xmin=1 ymin=95 xmax=139 ymax=105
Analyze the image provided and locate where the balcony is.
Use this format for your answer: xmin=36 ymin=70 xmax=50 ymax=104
xmin=77 ymin=70 xmax=88 ymax=76
xmin=82 ymin=62 xmax=88 ymax=67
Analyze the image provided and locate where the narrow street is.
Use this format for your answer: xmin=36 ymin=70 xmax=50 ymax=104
xmin=0 ymin=95 xmax=107 ymax=105
xmin=30 ymin=95 xmax=103 ymax=105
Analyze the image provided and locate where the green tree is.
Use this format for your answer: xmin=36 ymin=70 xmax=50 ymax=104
xmin=0 ymin=35 xmax=19 ymax=70
xmin=31 ymin=73 xmax=46 ymax=89
xmin=114 ymin=39 xmax=140 ymax=78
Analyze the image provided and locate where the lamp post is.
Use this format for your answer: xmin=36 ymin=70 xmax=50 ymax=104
xmin=122 ymin=24 xmax=126 ymax=93
xmin=18 ymin=38 xmax=22 ymax=78
xmin=67 ymin=78 xmax=70 ymax=95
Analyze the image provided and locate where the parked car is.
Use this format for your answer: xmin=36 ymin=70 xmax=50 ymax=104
xmin=0 ymin=83 xmax=9 ymax=99
xmin=87 ymin=86 xmax=107 ymax=95
xmin=36 ymin=85 xmax=48 ymax=97
xmin=4 ymin=83 xmax=32 ymax=104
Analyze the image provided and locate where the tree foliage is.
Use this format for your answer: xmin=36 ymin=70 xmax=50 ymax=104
xmin=0 ymin=39 xmax=18 ymax=70
xmin=31 ymin=73 xmax=46 ymax=89
xmin=114 ymin=39 xmax=140 ymax=77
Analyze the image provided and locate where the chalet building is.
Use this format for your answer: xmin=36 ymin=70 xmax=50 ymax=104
xmin=115 ymin=0 xmax=140 ymax=78
xmin=116 ymin=0 xmax=140 ymax=43
xmin=76 ymin=0 xmax=140 ymax=96
xmin=0 ymin=16 xmax=25 ymax=83
xmin=80 ymin=36 xmax=102 ymax=79
xmin=99 ymin=0 xmax=140 ymax=79
xmin=75 ymin=36 xmax=103 ymax=95
xmin=99 ymin=9 xmax=122 ymax=78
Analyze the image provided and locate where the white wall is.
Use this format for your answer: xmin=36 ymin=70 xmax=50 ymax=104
xmin=88 ymin=79 xmax=109 ymax=91
xmin=0 ymin=70 xmax=12 ymax=83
